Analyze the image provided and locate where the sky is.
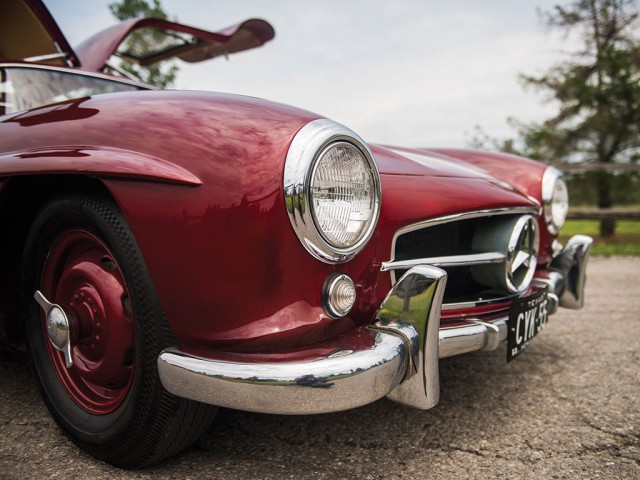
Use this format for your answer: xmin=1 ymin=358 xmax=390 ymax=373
xmin=45 ymin=0 xmax=572 ymax=149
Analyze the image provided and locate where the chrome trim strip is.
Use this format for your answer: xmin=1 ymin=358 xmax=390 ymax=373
xmin=0 ymin=62 xmax=154 ymax=90
xmin=104 ymin=61 xmax=140 ymax=82
xmin=381 ymin=252 xmax=505 ymax=271
xmin=441 ymin=293 xmax=520 ymax=311
xmin=283 ymin=118 xmax=382 ymax=264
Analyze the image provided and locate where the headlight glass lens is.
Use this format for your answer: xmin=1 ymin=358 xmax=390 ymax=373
xmin=310 ymin=142 xmax=376 ymax=248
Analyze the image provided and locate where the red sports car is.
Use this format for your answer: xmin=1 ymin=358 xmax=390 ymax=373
xmin=0 ymin=0 xmax=593 ymax=467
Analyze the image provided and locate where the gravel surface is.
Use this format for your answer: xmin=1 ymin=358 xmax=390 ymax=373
xmin=1 ymin=256 xmax=638 ymax=479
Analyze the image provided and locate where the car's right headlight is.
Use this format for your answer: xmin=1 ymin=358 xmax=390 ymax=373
xmin=284 ymin=119 xmax=381 ymax=263
xmin=542 ymin=166 xmax=569 ymax=234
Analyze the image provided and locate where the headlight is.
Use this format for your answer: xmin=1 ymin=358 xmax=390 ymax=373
xmin=284 ymin=119 xmax=381 ymax=263
xmin=542 ymin=166 xmax=569 ymax=234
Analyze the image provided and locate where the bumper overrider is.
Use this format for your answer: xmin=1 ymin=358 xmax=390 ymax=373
xmin=158 ymin=235 xmax=593 ymax=414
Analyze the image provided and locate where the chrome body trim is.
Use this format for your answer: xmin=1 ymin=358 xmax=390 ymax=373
xmin=157 ymin=235 xmax=592 ymax=414
xmin=441 ymin=293 xmax=520 ymax=312
xmin=439 ymin=316 xmax=509 ymax=358
xmin=158 ymin=329 xmax=409 ymax=415
xmin=104 ymin=61 xmax=140 ymax=81
xmin=283 ymin=119 xmax=382 ymax=264
xmin=550 ymin=235 xmax=593 ymax=309
xmin=381 ymin=252 xmax=505 ymax=271
xmin=0 ymin=62 xmax=154 ymax=90
xmin=376 ymin=265 xmax=447 ymax=410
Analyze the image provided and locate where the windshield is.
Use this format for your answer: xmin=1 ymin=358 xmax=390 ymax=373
xmin=0 ymin=66 xmax=145 ymax=115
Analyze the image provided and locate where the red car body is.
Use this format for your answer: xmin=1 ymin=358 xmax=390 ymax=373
xmin=0 ymin=0 xmax=593 ymax=468
xmin=1 ymin=92 xmax=548 ymax=349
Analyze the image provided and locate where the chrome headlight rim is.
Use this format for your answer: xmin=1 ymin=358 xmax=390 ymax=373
xmin=284 ymin=119 xmax=382 ymax=264
xmin=542 ymin=166 xmax=569 ymax=235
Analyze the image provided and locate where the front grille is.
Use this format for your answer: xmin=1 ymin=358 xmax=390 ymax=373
xmin=388 ymin=209 xmax=538 ymax=307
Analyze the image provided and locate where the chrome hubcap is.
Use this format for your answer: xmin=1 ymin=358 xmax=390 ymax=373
xmin=34 ymin=290 xmax=74 ymax=368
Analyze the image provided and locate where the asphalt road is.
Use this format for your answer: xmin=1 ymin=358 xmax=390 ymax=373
xmin=1 ymin=257 xmax=638 ymax=479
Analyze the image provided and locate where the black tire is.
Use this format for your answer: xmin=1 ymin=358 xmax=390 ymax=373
xmin=21 ymin=194 xmax=217 ymax=468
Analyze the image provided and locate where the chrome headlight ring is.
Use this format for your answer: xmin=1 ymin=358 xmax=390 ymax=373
xmin=542 ymin=166 xmax=569 ymax=235
xmin=284 ymin=119 xmax=382 ymax=264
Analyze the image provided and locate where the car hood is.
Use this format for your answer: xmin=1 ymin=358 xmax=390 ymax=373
xmin=372 ymin=144 xmax=495 ymax=179
xmin=0 ymin=0 xmax=80 ymax=66
xmin=371 ymin=143 xmax=548 ymax=207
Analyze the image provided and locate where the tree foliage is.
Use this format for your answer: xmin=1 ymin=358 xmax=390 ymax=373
xmin=108 ymin=0 xmax=178 ymax=88
xmin=472 ymin=0 xmax=640 ymax=236
xmin=520 ymin=0 xmax=640 ymax=165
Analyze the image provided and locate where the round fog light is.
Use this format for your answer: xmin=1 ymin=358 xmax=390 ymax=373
xmin=323 ymin=273 xmax=356 ymax=319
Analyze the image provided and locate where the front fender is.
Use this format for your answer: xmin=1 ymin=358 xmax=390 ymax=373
xmin=0 ymin=90 xmax=331 ymax=351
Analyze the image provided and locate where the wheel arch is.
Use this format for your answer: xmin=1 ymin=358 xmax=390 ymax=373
xmin=0 ymin=174 xmax=120 ymax=349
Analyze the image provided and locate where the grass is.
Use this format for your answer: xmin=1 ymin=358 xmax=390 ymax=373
xmin=559 ymin=219 xmax=640 ymax=256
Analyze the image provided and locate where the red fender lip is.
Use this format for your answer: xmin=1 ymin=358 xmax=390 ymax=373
xmin=0 ymin=145 xmax=201 ymax=186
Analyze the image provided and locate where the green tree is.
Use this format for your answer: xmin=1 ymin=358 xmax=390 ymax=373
xmin=108 ymin=0 xmax=178 ymax=88
xmin=473 ymin=0 xmax=640 ymax=236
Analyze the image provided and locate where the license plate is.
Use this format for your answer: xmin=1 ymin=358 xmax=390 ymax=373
xmin=507 ymin=288 xmax=549 ymax=362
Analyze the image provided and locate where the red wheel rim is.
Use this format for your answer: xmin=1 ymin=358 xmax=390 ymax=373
xmin=41 ymin=230 xmax=136 ymax=414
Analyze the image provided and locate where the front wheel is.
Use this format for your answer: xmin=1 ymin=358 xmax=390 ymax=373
xmin=22 ymin=194 xmax=216 ymax=468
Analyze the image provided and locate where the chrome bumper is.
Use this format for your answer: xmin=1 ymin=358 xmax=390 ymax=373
xmin=158 ymin=235 xmax=593 ymax=414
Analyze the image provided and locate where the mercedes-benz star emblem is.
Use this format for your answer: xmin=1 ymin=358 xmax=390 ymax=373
xmin=507 ymin=215 xmax=538 ymax=293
